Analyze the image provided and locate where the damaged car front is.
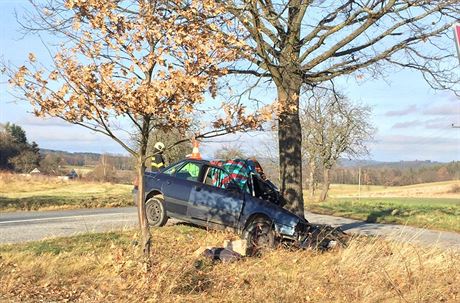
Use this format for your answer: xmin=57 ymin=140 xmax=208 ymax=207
xmin=240 ymin=163 xmax=344 ymax=250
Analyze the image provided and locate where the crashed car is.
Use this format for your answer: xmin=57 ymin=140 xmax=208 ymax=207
xmin=134 ymin=158 xmax=336 ymax=253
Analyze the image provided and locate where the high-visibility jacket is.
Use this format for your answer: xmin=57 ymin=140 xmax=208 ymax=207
xmin=151 ymin=154 xmax=165 ymax=172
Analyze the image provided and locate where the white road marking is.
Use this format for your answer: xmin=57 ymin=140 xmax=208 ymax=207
xmin=0 ymin=212 xmax=130 ymax=224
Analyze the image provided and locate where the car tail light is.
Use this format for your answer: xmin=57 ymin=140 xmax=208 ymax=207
xmin=133 ymin=175 xmax=139 ymax=190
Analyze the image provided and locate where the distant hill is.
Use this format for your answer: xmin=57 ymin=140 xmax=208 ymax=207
xmin=40 ymin=148 xmax=102 ymax=158
xmin=337 ymin=159 xmax=445 ymax=169
xmin=39 ymin=148 xmax=133 ymax=169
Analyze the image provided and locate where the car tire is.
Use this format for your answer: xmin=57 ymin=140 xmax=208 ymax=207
xmin=145 ymin=196 xmax=168 ymax=227
xmin=243 ymin=217 xmax=275 ymax=256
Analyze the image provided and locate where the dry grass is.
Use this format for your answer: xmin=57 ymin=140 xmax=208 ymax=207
xmin=1 ymin=226 xmax=459 ymax=302
xmin=325 ymin=180 xmax=460 ymax=199
xmin=447 ymin=184 xmax=460 ymax=194
xmin=0 ymin=172 xmax=132 ymax=211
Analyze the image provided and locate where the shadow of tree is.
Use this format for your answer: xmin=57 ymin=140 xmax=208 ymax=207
xmin=365 ymin=208 xmax=394 ymax=223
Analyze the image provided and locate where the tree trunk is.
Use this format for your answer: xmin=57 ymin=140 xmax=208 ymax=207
xmin=137 ymin=155 xmax=152 ymax=259
xmin=319 ymin=168 xmax=330 ymax=202
xmin=277 ymin=78 xmax=304 ymax=218
xmin=309 ymin=161 xmax=316 ymax=199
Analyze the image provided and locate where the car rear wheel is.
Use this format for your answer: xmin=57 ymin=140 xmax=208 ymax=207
xmin=243 ymin=217 xmax=275 ymax=256
xmin=145 ymin=196 xmax=168 ymax=227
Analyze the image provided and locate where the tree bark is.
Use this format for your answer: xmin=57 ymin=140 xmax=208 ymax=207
xmin=137 ymin=150 xmax=152 ymax=259
xmin=309 ymin=160 xmax=316 ymax=199
xmin=277 ymin=77 xmax=304 ymax=218
xmin=319 ymin=167 xmax=330 ymax=202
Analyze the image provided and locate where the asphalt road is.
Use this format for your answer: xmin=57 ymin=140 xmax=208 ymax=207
xmin=0 ymin=207 xmax=138 ymax=244
xmin=1 ymin=207 xmax=459 ymax=250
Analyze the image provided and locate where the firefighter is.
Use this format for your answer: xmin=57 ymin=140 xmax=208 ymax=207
xmin=151 ymin=142 xmax=165 ymax=172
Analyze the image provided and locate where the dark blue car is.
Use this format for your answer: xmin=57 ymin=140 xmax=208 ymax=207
xmin=134 ymin=158 xmax=311 ymax=253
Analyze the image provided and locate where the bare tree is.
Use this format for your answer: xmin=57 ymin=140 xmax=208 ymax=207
xmin=301 ymin=88 xmax=375 ymax=201
xmin=214 ymin=144 xmax=246 ymax=159
xmin=224 ymin=0 xmax=460 ymax=216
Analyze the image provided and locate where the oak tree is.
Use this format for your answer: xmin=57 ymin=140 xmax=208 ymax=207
xmin=7 ymin=0 xmax=266 ymax=258
xmin=225 ymin=0 xmax=460 ymax=216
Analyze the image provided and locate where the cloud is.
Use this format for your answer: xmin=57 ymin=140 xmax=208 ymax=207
xmin=422 ymin=103 xmax=460 ymax=116
xmin=20 ymin=116 xmax=72 ymax=127
xmin=373 ymin=135 xmax=456 ymax=146
xmin=391 ymin=120 xmax=422 ymax=129
xmin=425 ymin=121 xmax=454 ymax=129
xmin=384 ymin=105 xmax=417 ymax=116
xmin=369 ymin=135 xmax=460 ymax=161
xmin=391 ymin=117 xmax=458 ymax=130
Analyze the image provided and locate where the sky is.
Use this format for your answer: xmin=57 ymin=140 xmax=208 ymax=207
xmin=1 ymin=1 xmax=459 ymax=162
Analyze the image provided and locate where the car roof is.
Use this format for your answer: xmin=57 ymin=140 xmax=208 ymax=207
xmin=182 ymin=159 xmax=210 ymax=164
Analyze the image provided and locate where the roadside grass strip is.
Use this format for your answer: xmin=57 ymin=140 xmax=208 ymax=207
xmin=305 ymin=197 xmax=460 ymax=233
xmin=1 ymin=226 xmax=459 ymax=302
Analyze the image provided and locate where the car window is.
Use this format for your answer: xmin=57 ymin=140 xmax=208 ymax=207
xmin=175 ymin=162 xmax=201 ymax=182
xmin=162 ymin=162 xmax=185 ymax=176
xmin=204 ymin=167 xmax=233 ymax=189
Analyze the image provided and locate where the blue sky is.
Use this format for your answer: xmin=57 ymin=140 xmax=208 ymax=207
xmin=1 ymin=1 xmax=459 ymax=162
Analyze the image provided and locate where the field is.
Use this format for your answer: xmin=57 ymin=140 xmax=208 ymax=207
xmin=323 ymin=180 xmax=460 ymax=199
xmin=2 ymin=172 xmax=459 ymax=232
xmin=0 ymin=173 xmax=132 ymax=211
xmin=305 ymin=180 xmax=460 ymax=232
xmin=0 ymin=226 xmax=459 ymax=302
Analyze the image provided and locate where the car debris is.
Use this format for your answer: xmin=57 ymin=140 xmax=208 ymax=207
xmin=202 ymin=247 xmax=243 ymax=262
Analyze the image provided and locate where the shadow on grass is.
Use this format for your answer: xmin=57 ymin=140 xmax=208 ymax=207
xmin=365 ymin=208 xmax=395 ymax=223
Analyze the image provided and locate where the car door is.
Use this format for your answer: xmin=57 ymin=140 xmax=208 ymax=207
xmin=161 ymin=161 xmax=203 ymax=217
xmin=188 ymin=166 xmax=244 ymax=227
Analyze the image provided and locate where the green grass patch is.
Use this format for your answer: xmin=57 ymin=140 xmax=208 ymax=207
xmin=306 ymin=197 xmax=460 ymax=232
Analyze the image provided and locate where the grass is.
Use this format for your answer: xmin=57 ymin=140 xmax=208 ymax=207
xmin=305 ymin=180 xmax=460 ymax=233
xmin=324 ymin=180 xmax=460 ymax=198
xmin=0 ymin=172 xmax=132 ymax=211
xmin=0 ymin=226 xmax=459 ymax=302
xmin=305 ymin=197 xmax=460 ymax=232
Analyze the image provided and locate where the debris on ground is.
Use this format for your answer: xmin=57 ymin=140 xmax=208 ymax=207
xmin=202 ymin=247 xmax=242 ymax=262
xmin=194 ymin=239 xmax=247 ymax=263
xmin=194 ymin=226 xmax=349 ymax=264
xmin=299 ymin=224 xmax=350 ymax=251
xmin=223 ymin=239 xmax=247 ymax=256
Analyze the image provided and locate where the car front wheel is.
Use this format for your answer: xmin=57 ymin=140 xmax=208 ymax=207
xmin=243 ymin=217 xmax=275 ymax=256
xmin=145 ymin=196 xmax=168 ymax=227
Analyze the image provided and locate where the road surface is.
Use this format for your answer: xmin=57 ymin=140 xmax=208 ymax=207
xmin=0 ymin=207 xmax=138 ymax=244
xmin=1 ymin=207 xmax=459 ymax=250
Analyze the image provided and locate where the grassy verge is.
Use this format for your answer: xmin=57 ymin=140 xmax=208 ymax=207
xmin=1 ymin=227 xmax=459 ymax=302
xmin=0 ymin=173 xmax=132 ymax=211
xmin=305 ymin=197 xmax=460 ymax=232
